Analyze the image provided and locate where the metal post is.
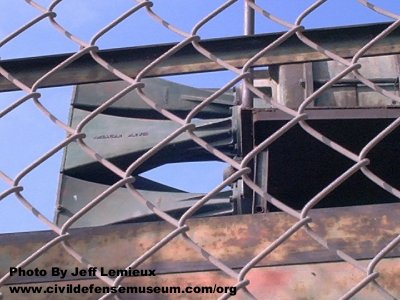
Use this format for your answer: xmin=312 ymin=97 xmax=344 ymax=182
xmin=242 ymin=0 xmax=255 ymax=109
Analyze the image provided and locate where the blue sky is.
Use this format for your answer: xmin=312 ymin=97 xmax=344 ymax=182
xmin=0 ymin=0 xmax=399 ymax=233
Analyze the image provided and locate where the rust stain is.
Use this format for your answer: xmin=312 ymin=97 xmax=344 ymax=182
xmin=2 ymin=203 xmax=400 ymax=287
xmin=2 ymin=258 xmax=399 ymax=299
xmin=247 ymin=269 xmax=292 ymax=292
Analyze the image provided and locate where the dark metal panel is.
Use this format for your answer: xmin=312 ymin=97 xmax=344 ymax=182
xmin=1 ymin=203 xmax=399 ymax=285
xmin=1 ymin=22 xmax=400 ymax=91
xmin=254 ymin=117 xmax=400 ymax=209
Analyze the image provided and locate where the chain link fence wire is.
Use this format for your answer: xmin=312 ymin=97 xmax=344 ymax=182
xmin=0 ymin=0 xmax=399 ymax=299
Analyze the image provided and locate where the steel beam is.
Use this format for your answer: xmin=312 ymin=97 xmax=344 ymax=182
xmin=253 ymin=106 xmax=400 ymax=121
xmin=1 ymin=202 xmax=399 ymax=285
xmin=1 ymin=22 xmax=400 ymax=92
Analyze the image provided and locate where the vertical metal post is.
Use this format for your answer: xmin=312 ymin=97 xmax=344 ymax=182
xmin=242 ymin=0 xmax=255 ymax=109
xmin=235 ymin=0 xmax=256 ymax=214
xmin=254 ymin=150 xmax=268 ymax=213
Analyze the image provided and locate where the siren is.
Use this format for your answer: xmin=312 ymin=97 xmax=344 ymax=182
xmin=56 ymin=78 xmax=237 ymax=227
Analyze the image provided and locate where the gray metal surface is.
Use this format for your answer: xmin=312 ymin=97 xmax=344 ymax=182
xmin=56 ymin=175 xmax=232 ymax=227
xmin=63 ymin=108 xmax=235 ymax=179
xmin=58 ymin=78 xmax=237 ymax=226
xmin=74 ymin=78 xmax=234 ymax=119
xmin=267 ymin=54 xmax=400 ymax=108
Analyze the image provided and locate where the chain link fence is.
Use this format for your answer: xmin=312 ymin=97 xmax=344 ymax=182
xmin=0 ymin=0 xmax=400 ymax=299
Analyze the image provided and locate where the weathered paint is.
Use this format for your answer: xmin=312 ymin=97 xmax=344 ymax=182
xmin=1 ymin=203 xmax=399 ymax=287
xmin=1 ymin=258 xmax=399 ymax=299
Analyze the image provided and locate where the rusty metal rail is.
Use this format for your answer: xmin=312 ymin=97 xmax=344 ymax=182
xmin=1 ymin=1 xmax=400 ymax=299
xmin=1 ymin=22 xmax=400 ymax=92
